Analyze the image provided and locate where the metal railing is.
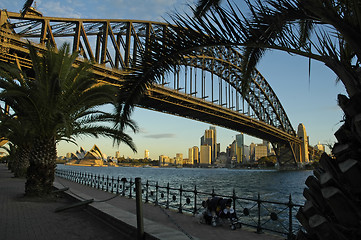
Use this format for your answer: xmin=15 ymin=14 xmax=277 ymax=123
xmin=55 ymin=169 xmax=303 ymax=239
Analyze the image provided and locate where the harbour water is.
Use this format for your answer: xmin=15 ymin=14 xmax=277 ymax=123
xmin=56 ymin=165 xmax=313 ymax=205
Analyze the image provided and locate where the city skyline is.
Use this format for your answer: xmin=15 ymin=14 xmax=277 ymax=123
xmin=1 ymin=1 xmax=345 ymax=159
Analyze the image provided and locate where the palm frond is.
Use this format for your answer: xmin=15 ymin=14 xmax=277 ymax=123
xmin=195 ymin=0 xmax=222 ymax=18
xmin=20 ymin=0 xmax=34 ymax=17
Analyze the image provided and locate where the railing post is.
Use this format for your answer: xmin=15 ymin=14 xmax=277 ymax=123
xmin=90 ymin=173 xmax=94 ymax=188
xmin=103 ymin=175 xmax=106 ymax=191
xmin=166 ymin=182 xmax=170 ymax=209
xmin=129 ymin=179 xmax=133 ymax=198
xmin=122 ymin=178 xmax=126 ymax=196
xmin=178 ymin=185 xmax=183 ymax=213
xmin=116 ymin=176 xmax=120 ymax=194
xmin=106 ymin=175 xmax=109 ymax=192
xmin=155 ymin=181 xmax=159 ymax=205
xmin=97 ymin=174 xmax=100 ymax=189
xmin=193 ymin=185 xmax=197 ymax=215
xmin=135 ymin=178 xmax=144 ymax=240
xmin=232 ymin=188 xmax=236 ymax=211
xmin=257 ymin=193 xmax=262 ymax=234
xmin=145 ymin=180 xmax=149 ymax=203
xmin=111 ymin=176 xmax=114 ymax=193
xmin=288 ymin=194 xmax=294 ymax=240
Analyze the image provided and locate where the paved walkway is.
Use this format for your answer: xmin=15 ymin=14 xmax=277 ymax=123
xmin=0 ymin=164 xmax=284 ymax=240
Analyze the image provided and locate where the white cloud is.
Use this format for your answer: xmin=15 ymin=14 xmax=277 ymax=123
xmin=145 ymin=133 xmax=176 ymax=139
xmin=38 ymin=1 xmax=81 ymax=18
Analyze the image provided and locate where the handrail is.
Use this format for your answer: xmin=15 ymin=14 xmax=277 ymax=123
xmin=55 ymin=168 xmax=302 ymax=239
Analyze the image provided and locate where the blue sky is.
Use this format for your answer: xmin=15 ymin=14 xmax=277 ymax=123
xmin=1 ymin=0 xmax=346 ymax=159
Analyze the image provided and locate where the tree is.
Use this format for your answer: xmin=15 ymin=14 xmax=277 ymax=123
xmin=0 ymin=43 xmax=137 ymax=196
xmin=118 ymin=1 xmax=361 ymax=239
xmin=0 ymin=113 xmax=32 ymax=177
xmin=20 ymin=0 xmax=34 ymax=17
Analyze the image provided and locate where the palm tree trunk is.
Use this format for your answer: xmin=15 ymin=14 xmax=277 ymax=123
xmin=296 ymin=93 xmax=361 ymax=240
xmin=13 ymin=146 xmax=30 ymax=178
xmin=25 ymin=137 xmax=57 ymax=197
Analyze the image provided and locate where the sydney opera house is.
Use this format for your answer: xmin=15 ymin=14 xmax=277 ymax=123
xmin=66 ymin=144 xmax=115 ymax=167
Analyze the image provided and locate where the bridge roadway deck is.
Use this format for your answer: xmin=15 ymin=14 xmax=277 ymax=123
xmin=0 ymin=164 xmax=284 ymax=240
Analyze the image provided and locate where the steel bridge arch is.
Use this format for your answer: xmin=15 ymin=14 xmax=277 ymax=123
xmin=181 ymin=47 xmax=295 ymax=136
xmin=0 ymin=10 xmax=303 ymax=165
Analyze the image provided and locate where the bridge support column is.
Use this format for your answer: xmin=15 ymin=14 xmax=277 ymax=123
xmin=273 ymin=142 xmax=300 ymax=169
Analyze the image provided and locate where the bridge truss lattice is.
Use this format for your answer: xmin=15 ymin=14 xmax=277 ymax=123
xmin=0 ymin=10 xmax=303 ymax=165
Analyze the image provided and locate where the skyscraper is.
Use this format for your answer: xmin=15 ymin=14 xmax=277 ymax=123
xmin=202 ymin=126 xmax=217 ymax=164
xmin=200 ymin=145 xmax=211 ymax=165
xmin=144 ymin=149 xmax=149 ymax=159
xmin=175 ymin=153 xmax=183 ymax=165
xmin=235 ymin=133 xmax=244 ymax=163
xmin=188 ymin=146 xmax=199 ymax=165
xmin=297 ymin=123 xmax=309 ymax=163
xmin=210 ymin=126 xmax=217 ymax=159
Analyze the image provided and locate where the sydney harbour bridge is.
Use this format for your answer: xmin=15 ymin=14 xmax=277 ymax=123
xmin=0 ymin=9 xmax=311 ymax=166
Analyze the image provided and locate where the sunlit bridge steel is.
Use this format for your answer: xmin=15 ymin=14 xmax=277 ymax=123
xmin=0 ymin=10 xmax=305 ymax=166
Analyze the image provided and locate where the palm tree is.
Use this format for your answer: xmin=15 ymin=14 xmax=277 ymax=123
xmin=0 ymin=43 xmax=137 ymax=197
xmin=0 ymin=113 xmax=32 ymax=178
xmin=117 ymin=1 xmax=361 ymax=239
xmin=20 ymin=0 xmax=34 ymax=17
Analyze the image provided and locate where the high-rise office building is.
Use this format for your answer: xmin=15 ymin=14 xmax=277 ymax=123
xmin=144 ymin=149 xmax=149 ymax=159
xmin=159 ymin=155 xmax=170 ymax=166
xmin=175 ymin=153 xmax=183 ymax=165
xmin=188 ymin=148 xmax=194 ymax=164
xmin=315 ymin=142 xmax=325 ymax=152
xmin=210 ymin=126 xmax=217 ymax=159
xmin=188 ymin=146 xmax=199 ymax=165
xmin=201 ymin=126 xmax=217 ymax=164
xmin=193 ymin=146 xmax=199 ymax=164
xmin=297 ymin=123 xmax=309 ymax=163
xmin=200 ymin=145 xmax=211 ymax=164
xmin=235 ymin=133 xmax=244 ymax=163
xmin=254 ymin=145 xmax=268 ymax=161
xmin=249 ymin=143 xmax=256 ymax=161
xmin=262 ymin=140 xmax=272 ymax=155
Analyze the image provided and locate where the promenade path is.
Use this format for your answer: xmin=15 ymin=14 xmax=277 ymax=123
xmin=0 ymin=164 xmax=284 ymax=240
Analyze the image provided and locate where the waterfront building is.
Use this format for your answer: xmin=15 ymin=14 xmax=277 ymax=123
xmin=297 ymin=123 xmax=309 ymax=163
xmin=248 ymin=142 xmax=269 ymax=161
xmin=263 ymin=140 xmax=272 ymax=155
xmin=236 ymin=133 xmax=244 ymax=163
xmin=175 ymin=153 xmax=183 ymax=165
xmin=243 ymin=145 xmax=250 ymax=162
xmin=115 ymin=151 xmax=120 ymax=159
xmin=188 ymin=146 xmax=199 ymax=164
xmin=201 ymin=126 xmax=217 ymax=164
xmin=226 ymin=141 xmax=237 ymax=165
xmin=188 ymin=147 xmax=194 ymax=165
xmin=67 ymin=145 xmax=106 ymax=166
xmin=254 ymin=145 xmax=268 ymax=161
xmin=159 ymin=155 xmax=171 ymax=166
xmin=210 ymin=126 xmax=218 ymax=161
xmin=66 ymin=152 xmax=71 ymax=159
xmin=216 ymin=152 xmax=228 ymax=167
xmin=315 ymin=142 xmax=325 ymax=152
xmin=200 ymin=145 xmax=211 ymax=165
xmin=249 ymin=143 xmax=256 ymax=161
xmin=144 ymin=149 xmax=150 ymax=159
xmin=183 ymin=158 xmax=192 ymax=165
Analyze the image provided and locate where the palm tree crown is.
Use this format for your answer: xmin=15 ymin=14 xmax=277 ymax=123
xmin=0 ymin=43 xmax=137 ymax=196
